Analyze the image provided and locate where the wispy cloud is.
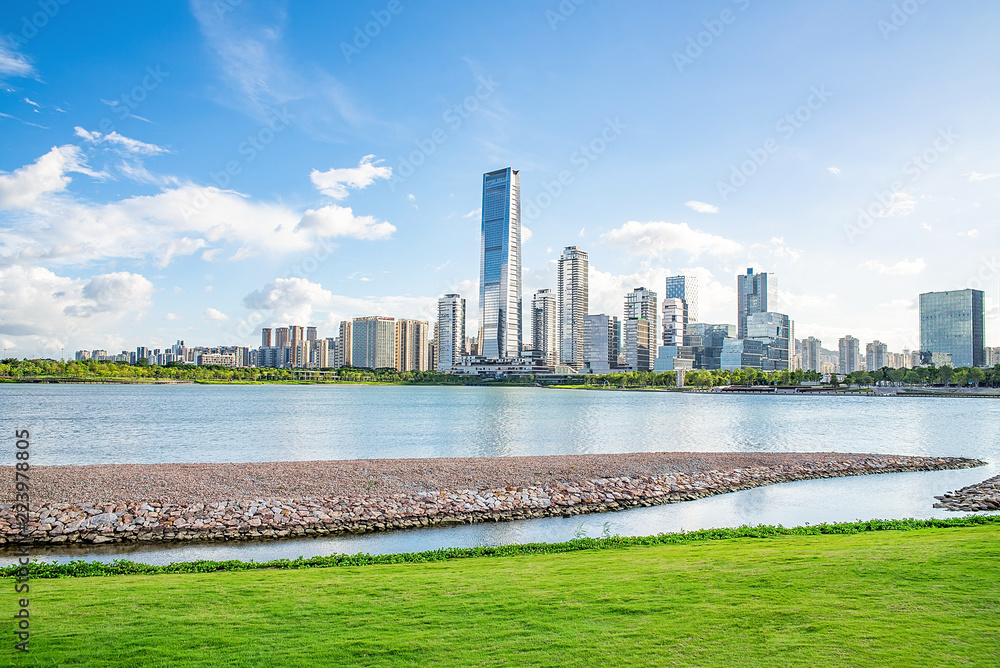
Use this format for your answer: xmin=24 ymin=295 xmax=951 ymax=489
xmin=0 ymin=42 xmax=35 ymax=79
xmin=74 ymin=127 xmax=171 ymax=156
xmin=964 ymin=171 xmax=1000 ymax=182
xmin=601 ymin=221 xmax=743 ymax=261
xmin=310 ymin=155 xmax=391 ymax=199
xmin=827 ymin=166 xmax=840 ymax=175
xmin=860 ymin=258 xmax=926 ymax=276
xmin=684 ymin=200 xmax=719 ymax=214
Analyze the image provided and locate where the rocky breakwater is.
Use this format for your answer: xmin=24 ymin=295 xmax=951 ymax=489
xmin=934 ymin=475 xmax=1000 ymax=512
xmin=0 ymin=454 xmax=983 ymax=547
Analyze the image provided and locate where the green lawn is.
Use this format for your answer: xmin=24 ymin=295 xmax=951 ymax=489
xmin=5 ymin=525 xmax=999 ymax=667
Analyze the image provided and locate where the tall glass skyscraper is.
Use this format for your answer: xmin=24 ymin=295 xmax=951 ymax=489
xmin=737 ymin=268 xmax=769 ymax=339
xmin=919 ymin=289 xmax=985 ymax=368
xmin=558 ymin=246 xmax=589 ymax=369
xmin=478 ymin=168 xmax=522 ymax=359
xmin=664 ymin=275 xmax=698 ymax=324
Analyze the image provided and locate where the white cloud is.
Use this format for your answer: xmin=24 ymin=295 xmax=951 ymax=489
xmin=407 ymin=194 xmax=416 ymax=201
xmin=0 ymin=266 xmax=160 ymax=356
xmin=157 ymin=237 xmax=208 ymax=268
xmin=964 ymin=172 xmax=1000 ymax=182
xmin=522 ymin=226 xmax=533 ymax=243
xmin=463 ymin=209 xmax=481 ymax=219
xmin=23 ymin=97 xmax=39 ymax=107
xmin=0 ymin=145 xmax=104 ymax=211
xmin=204 ymin=308 xmax=228 ymax=321
xmin=63 ymin=272 xmax=155 ymax=317
xmin=310 ymin=155 xmax=391 ymax=199
xmin=601 ymin=221 xmax=743 ymax=261
xmin=959 ymin=229 xmax=980 ymax=239
xmin=297 ymin=204 xmax=395 ymax=240
xmin=827 ymin=166 xmax=841 ymax=175
xmin=684 ymin=200 xmax=719 ymax=214
xmin=860 ymin=258 xmax=926 ymax=276
xmin=74 ymin=127 xmax=170 ymax=155
xmin=242 ymin=277 xmax=437 ymax=332
xmin=877 ymin=192 xmax=916 ymax=218
xmin=164 ymin=313 xmax=180 ymax=321
xmin=0 ymin=43 xmax=34 ymax=78
xmin=921 ymin=223 xmax=933 ymax=232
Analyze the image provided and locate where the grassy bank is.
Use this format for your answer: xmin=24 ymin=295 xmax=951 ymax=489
xmin=3 ymin=519 xmax=998 ymax=666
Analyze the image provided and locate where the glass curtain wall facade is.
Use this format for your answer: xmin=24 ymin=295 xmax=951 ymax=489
xmin=478 ymin=168 xmax=522 ymax=359
xmin=558 ymin=246 xmax=589 ymax=369
xmin=737 ymin=268 xmax=769 ymax=339
xmin=919 ymin=289 xmax=985 ymax=368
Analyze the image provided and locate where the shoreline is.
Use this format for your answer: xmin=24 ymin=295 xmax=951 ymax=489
xmin=5 ymin=378 xmax=1000 ymax=397
xmin=1 ymin=453 xmax=984 ymax=548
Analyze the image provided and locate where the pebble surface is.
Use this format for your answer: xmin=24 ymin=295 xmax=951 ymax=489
xmin=0 ymin=452 xmax=983 ymax=547
xmin=934 ymin=475 xmax=1000 ymax=512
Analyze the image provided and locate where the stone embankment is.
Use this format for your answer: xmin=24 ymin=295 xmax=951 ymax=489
xmin=0 ymin=453 xmax=983 ymax=547
xmin=934 ymin=475 xmax=1000 ymax=512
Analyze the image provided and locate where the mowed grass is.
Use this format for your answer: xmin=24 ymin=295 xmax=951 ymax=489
xmin=6 ymin=525 xmax=1000 ymax=667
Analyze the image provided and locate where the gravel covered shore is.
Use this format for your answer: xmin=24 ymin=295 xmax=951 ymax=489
xmin=934 ymin=475 xmax=1000 ymax=512
xmin=1 ymin=452 xmax=984 ymax=547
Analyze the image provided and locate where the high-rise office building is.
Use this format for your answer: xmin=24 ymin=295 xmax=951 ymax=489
xmin=531 ymin=289 xmax=558 ymax=367
xmin=583 ymin=314 xmax=619 ymax=374
xmin=919 ymin=289 xmax=985 ymax=368
xmin=437 ymin=294 xmax=466 ymax=372
xmin=737 ymin=268 xmax=770 ymax=339
xmin=624 ymin=287 xmax=658 ymax=366
xmin=261 ymin=328 xmax=273 ymax=348
xmin=746 ymin=312 xmax=794 ymax=371
xmin=839 ymin=335 xmax=860 ymax=374
xmin=802 ymin=337 xmax=822 ymax=372
xmin=664 ymin=275 xmax=698 ymax=331
xmin=661 ymin=298 xmax=687 ymax=347
xmin=337 ymin=321 xmax=353 ymax=367
xmin=478 ymin=167 xmax=522 ymax=359
xmin=557 ymin=246 xmax=589 ymax=369
xmin=866 ymin=341 xmax=888 ymax=371
xmin=396 ymin=319 xmax=430 ymax=372
xmin=683 ymin=323 xmax=736 ymax=370
xmin=306 ymin=326 xmax=317 ymax=342
xmin=352 ymin=316 xmax=396 ymax=369
xmin=623 ymin=318 xmax=651 ymax=371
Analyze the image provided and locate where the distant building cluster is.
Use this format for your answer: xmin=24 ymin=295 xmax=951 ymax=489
xmin=72 ymin=170 xmax=990 ymax=376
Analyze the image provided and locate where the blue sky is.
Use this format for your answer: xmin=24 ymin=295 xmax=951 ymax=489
xmin=1 ymin=0 xmax=999 ymax=358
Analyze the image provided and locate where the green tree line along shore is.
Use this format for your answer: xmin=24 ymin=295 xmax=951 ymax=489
xmin=3 ymin=357 xmax=1000 ymax=389
xmin=1 ymin=517 xmax=997 ymax=666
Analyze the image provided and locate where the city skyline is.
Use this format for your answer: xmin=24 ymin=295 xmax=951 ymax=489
xmin=2 ymin=3 xmax=999 ymax=359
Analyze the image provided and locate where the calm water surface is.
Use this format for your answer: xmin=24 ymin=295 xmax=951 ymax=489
xmin=1 ymin=384 xmax=997 ymax=565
